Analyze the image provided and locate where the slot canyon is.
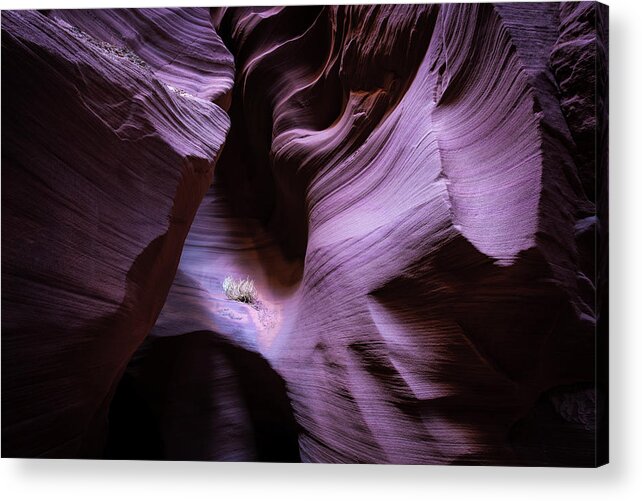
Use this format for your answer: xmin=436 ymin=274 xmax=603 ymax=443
xmin=1 ymin=3 xmax=607 ymax=465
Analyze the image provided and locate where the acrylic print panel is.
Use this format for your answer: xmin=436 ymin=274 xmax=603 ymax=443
xmin=1 ymin=2 xmax=608 ymax=466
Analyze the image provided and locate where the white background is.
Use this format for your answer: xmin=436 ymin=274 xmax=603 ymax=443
xmin=1 ymin=0 xmax=640 ymax=499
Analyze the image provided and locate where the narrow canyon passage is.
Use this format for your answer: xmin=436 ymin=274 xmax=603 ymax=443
xmin=1 ymin=3 xmax=607 ymax=465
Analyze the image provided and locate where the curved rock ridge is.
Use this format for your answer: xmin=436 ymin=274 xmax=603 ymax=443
xmin=1 ymin=10 xmax=231 ymax=457
xmin=211 ymin=5 xmax=439 ymax=259
xmin=48 ymin=7 xmax=235 ymax=107
xmin=211 ymin=4 xmax=551 ymax=264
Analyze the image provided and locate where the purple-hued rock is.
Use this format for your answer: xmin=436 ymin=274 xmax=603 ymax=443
xmin=2 ymin=3 xmax=607 ymax=465
xmin=200 ymin=3 xmax=600 ymax=464
xmin=1 ymin=9 xmax=230 ymax=457
xmin=49 ymin=8 xmax=235 ymax=107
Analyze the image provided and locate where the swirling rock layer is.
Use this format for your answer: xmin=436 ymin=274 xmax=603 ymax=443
xmin=2 ymin=3 xmax=607 ymax=465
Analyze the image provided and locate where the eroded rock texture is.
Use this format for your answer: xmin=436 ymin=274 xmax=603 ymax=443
xmin=2 ymin=8 xmax=230 ymax=457
xmin=2 ymin=3 xmax=607 ymax=465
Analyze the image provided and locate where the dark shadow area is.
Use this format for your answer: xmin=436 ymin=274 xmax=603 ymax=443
xmin=104 ymin=373 xmax=164 ymax=460
xmin=509 ymin=383 xmax=599 ymax=467
xmin=104 ymin=331 xmax=301 ymax=462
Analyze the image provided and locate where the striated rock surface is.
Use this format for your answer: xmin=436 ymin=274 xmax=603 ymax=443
xmin=1 ymin=9 xmax=231 ymax=457
xmin=48 ymin=8 xmax=235 ymax=108
xmin=2 ymin=3 xmax=607 ymax=465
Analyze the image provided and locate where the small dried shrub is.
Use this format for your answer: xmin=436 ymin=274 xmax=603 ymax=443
xmin=222 ymin=276 xmax=258 ymax=304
